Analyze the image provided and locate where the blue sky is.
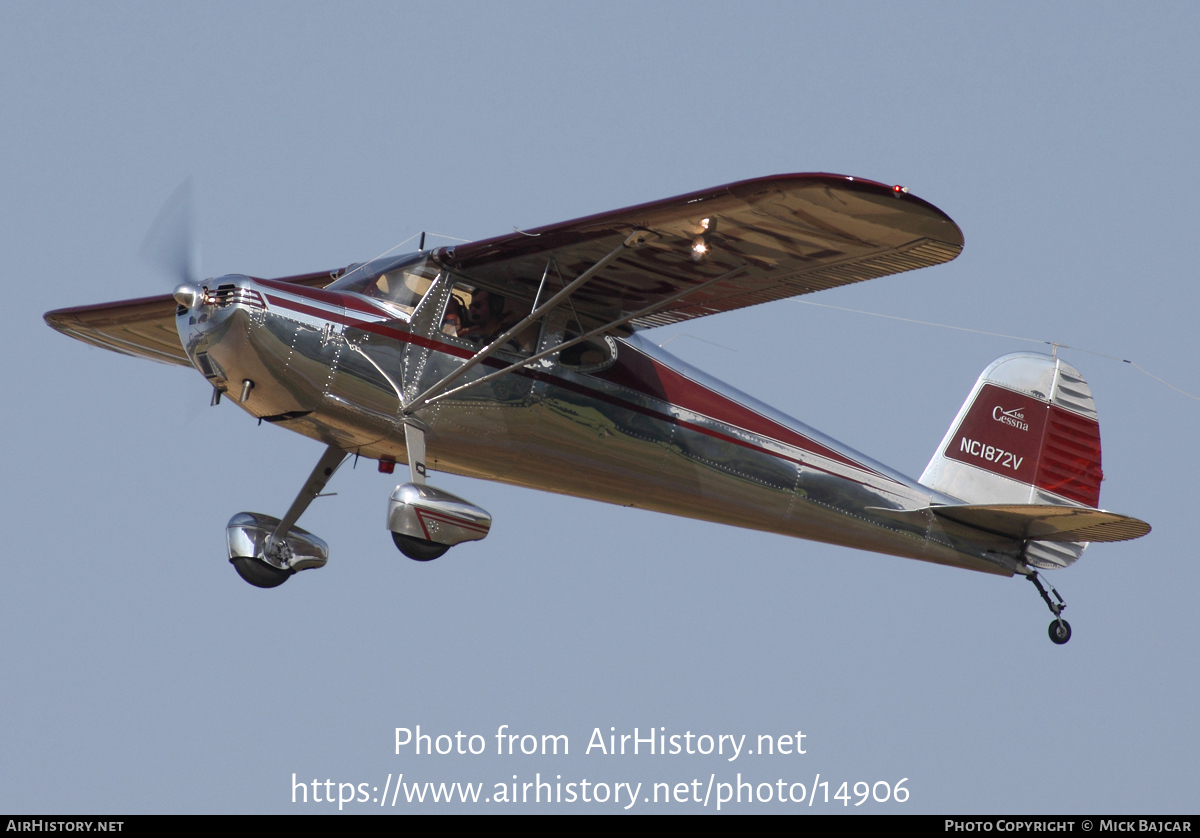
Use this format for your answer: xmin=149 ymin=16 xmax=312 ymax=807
xmin=2 ymin=2 xmax=1197 ymax=813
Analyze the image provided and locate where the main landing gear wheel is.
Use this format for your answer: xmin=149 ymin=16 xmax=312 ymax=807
xmin=1048 ymin=619 xmax=1072 ymax=645
xmin=392 ymin=532 xmax=450 ymax=562
xmin=230 ymin=557 xmax=293 ymax=588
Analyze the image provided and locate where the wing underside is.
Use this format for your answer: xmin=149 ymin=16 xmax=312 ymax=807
xmin=435 ymin=173 xmax=964 ymax=332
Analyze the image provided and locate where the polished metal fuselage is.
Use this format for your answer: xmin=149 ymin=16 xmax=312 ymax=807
xmin=180 ymin=273 xmax=1023 ymax=577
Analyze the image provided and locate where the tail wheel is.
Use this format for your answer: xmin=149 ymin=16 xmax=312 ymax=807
xmin=1048 ymin=619 xmax=1072 ymax=645
xmin=392 ymin=532 xmax=450 ymax=562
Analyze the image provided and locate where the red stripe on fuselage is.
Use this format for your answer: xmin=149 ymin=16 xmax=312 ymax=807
xmin=595 ymin=347 xmax=883 ymax=476
xmin=263 ymin=294 xmax=346 ymax=323
xmin=264 ymin=294 xmax=510 ymax=369
xmin=257 ymin=277 xmax=390 ymax=318
xmin=260 ymin=283 xmax=895 ymax=488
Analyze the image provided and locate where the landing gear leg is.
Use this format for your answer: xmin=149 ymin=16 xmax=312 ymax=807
xmin=1027 ymin=571 xmax=1072 ymax=645
xmin=404 ymin=421 xmax=428 ymax=487
xmin=264 ymin=444 xmax=347 ymax=564
xmin=390 ymin=422 xmax=450 ymax=561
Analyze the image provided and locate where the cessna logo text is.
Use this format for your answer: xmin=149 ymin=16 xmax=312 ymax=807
xmin=992 ymin=406 xmax=1029 ymax=432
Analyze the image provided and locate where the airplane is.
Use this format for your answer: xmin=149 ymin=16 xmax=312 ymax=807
xmin=44 ymin=173 xmax=1150 ymax=644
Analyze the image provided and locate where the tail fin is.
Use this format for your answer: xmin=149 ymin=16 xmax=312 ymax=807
xmin=916 ymin=348 xmax=1104 ymax=506
xmin=920 ymin=353 xmax=1104 ymax=569
xmin=921 ymin=352 xmax=1103 ymax=506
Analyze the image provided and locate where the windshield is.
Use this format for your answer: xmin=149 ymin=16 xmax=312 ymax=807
xmin=327 ymin=251 xmax=441 ymax=316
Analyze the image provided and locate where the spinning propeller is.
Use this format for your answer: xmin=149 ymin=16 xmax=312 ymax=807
xmin=138 ymin=178 xmax=203 ymax=307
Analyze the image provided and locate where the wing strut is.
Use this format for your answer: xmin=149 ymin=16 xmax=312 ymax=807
xmin=530 ymin=257 xmax=552 ymax=312
xmin=418 ymin=263 xmax=749 ymax=409
xmin=402 ymin=231 xmax=650 ymax=415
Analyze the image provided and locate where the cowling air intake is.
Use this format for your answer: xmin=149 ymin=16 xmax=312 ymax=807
xmin=920 ymin=352 xmax=1106 ymax=569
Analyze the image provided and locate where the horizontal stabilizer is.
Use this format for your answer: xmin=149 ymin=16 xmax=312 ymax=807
xmin=866 ymin=504 xmax=1151 ymax=543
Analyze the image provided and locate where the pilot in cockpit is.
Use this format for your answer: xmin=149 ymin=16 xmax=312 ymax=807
xmin=459 ymin=291 xmax=513 ymax=342
xmin=452 ymin=289 xmax=538 ymax=353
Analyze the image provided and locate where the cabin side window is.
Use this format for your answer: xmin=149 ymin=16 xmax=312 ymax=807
xmin=558 ymin=319 xmax=618 ymax=371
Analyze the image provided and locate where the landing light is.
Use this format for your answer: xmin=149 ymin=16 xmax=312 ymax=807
xmin=691 ymin=236 xmax=708 ymax=261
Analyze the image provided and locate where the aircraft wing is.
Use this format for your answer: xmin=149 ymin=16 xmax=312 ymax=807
xmin=46 ymin=174 xmax=964 ymax=363
xmin=44 ymin=270 xmax=340 ymax=367
xmin=436 ymin=173 xmax=964 ymax=332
